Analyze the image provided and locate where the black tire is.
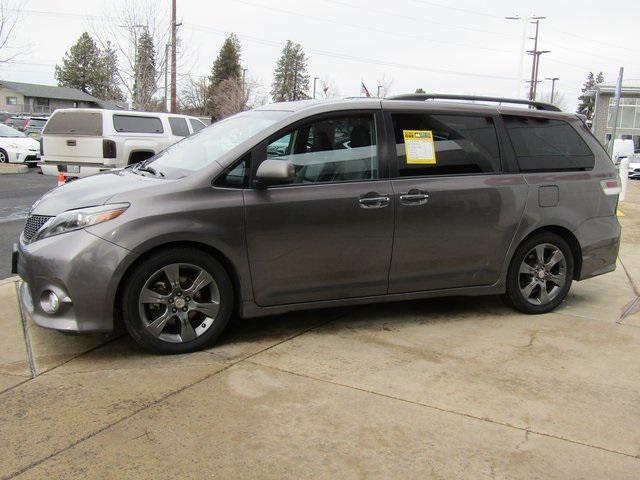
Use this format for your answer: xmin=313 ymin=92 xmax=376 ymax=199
xmin=503 ymin=232 xmax=574 ymax=314
xmin=121 ymin=248 xmax=234 ymax=354
xmin=0 ymin=148 xmax=8 ymax=163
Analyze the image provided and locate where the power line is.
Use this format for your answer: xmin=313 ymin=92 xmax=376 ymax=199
xmin=232 ymin=0 xmax=516 ymax=55
xmin=185 ymin=22 xmax=520 ymax=82
xmin=320 ymin=0 xmax=516 ymax=39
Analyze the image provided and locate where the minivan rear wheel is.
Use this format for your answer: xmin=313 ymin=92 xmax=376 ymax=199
xmin=504 ymin=232 xmax=574 ymax=314
xmin=121 ymin=248 xmax=233 ymax=354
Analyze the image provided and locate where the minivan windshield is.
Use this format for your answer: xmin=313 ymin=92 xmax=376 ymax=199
xmin=142 ymin=110 xmax=288 ymax=179
xmin=0 ymin=124 xmax=25 ymax=138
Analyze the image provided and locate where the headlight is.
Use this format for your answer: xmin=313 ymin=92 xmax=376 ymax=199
xmin=31 ymin=204 xmax=129 ymax=243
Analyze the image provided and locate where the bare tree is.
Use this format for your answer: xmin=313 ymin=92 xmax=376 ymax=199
xmin=0 ymin=0 xmax=23 ymax=62
xmin=318 ymin=76 xmax=340 ymax=99
xmin=92 ymin=0 xmax=170 ymax=110
xmin=376 ymin=74 xmax=394 ymax=98
xmin=180 ymin=76 xmax=209 ymax=116
xmin=210 ymin=76 xmax=265 ymax=121
xmin=539 ymin=90 xmax=568 ymax=111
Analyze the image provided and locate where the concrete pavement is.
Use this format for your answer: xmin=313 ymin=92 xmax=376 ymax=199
xmin=1 ymin=186 xmax=640 ymax=479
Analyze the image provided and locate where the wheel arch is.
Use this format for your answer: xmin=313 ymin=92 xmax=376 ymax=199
xmin=113 ymin=240 xmax=243 ymax=323
xmin=513 ymin=225 xmax=583 ymax=280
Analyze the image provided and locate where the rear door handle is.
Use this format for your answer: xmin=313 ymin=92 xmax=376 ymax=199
xmin=359 ymin=194 xmax=390 ymax=209
xmin=399 ymin=191 xmax=429 ymax=206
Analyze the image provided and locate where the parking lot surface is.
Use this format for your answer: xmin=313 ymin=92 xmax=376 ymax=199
xmin=1 ymin=184 xmax=640 ymax=479
xmin=0 ymin=171 xmax=57 ymax=278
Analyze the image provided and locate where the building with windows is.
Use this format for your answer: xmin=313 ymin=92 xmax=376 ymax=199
xmin=0 ymin=80 xmax=125 ymax=115
xmin=588 ymin=80 xmax=640 ymax=152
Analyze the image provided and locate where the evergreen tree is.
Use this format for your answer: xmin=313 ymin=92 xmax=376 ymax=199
xmin=56 ymin=33 xmax=124 ymax=101
xmin=415 ymin=88 xmax=426 ymax=94
xmin=271 ymin=40 xmax=310 ymax=102
xmin=210 ymin=34 xmax=242 ymax=88
xmin=134 ymin=28 xmax=156 ymax=110
xmin=93 ymin=42 xmax=124 ymax=101
xmin=207 ymin=34 xmax=242 ymax=119
xmin=55 ymin=32 xmax=101 ymax=94
xmin=577 ymin=71 xmax=604 ymax=120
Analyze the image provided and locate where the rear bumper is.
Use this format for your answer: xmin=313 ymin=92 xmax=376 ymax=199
xmin=17 ymin=229 xmax=136 ymax=333
xmin=575 ymin=215 xmax=621 ymax=281
xmin=39 ymin=162 xmax=113 ymax=178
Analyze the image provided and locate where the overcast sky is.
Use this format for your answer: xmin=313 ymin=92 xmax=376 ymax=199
xmin=2 ymin=0 xmax=638 ymax=111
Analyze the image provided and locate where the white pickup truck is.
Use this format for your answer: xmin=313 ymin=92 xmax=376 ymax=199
xmin=39 ymin=109 xmax=207 ymax=178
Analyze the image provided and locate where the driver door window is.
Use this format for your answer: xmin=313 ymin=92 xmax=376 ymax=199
xmin=266 ymin=115 xmax=378 ymax=184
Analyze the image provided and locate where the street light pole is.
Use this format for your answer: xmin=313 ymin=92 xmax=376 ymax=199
xmin=164 ymin=43 xmax=171 ymax=112
xmin=524 ymin=16 xmax=547 ymax=102
xmin=377 ymin=85 xmax=382 ymax=97
xmin=313 ymin=77 xmax=319 ymax=99
xmin=170 ymin=0 xmax=177 ymax=113
xmin=242 ymin=69 xmax=248 ymax=90
xmin=545 ymin=77 xmax=559 ymax=104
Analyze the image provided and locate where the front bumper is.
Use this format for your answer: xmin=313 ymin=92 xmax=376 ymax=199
xmin=5 ymin=146 xmax=40 ymax=164
xmin=17 ymin=229 xmax=136 ymax=333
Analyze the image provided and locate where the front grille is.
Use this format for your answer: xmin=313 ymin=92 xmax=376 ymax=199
xmin=23 ymin=215 xmax=52 ymax=241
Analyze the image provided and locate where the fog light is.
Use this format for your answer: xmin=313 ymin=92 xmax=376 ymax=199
xmin=40 ymin=290 xmax=60 ymax=314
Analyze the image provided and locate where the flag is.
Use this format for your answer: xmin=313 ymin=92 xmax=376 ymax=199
xmin=360 ymin=82 xmax=371 ymax=98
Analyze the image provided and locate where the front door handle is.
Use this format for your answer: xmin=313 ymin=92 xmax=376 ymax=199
xmin=359 ymin=193 xmax=390 ymax=209
xmin=399 ymin=190 xmax=429 ymax=206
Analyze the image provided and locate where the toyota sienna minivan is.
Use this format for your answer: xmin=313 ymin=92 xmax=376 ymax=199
xmin=13 ymin=94 xmax=622 ymax=354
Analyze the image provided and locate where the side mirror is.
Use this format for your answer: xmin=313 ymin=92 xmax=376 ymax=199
xmin=253 ymin=159 xmax=294 ymax=188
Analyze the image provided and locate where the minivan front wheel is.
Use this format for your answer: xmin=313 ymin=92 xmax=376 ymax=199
xmin=122 ymin=248 xmax=233 ymax=354
xmin=504 ymin=232 xmax=574 ymax=314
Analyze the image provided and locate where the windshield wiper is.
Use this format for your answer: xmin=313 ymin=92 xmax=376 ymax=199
xmin=134 ymin=164 xmax=164 ymax=177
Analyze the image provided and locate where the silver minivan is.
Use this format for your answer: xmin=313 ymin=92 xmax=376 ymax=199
xmin=13 ymin=95 xmax=622 ymax=354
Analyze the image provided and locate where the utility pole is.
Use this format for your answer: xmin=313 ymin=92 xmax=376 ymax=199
xmin=170 ymin=0 xmax=177 ymax=113
xmin=164 ymin=43 xmax=171 ymax=112
xmin=525 ymin=16 xmax=548 ymax=102
xmin=545 ymin=77 xmax=559 ymax=104
xmin=608 ymin=67 xmax=624 ymax=156
xmin=377 ymin=85 xmax=382 ymax=97
xmin=313 ymin=77 xmax=319 ymax=99
xmin=242 ymin=69 xmax=248 ymax=90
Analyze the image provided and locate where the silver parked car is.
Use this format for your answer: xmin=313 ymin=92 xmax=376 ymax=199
xmin=13 ymin=94 xmax=622 ymax=354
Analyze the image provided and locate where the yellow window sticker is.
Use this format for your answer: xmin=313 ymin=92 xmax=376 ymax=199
xmin=403 ymin=130 xmax=436 ymax=164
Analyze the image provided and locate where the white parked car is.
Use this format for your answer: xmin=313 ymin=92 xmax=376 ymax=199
xmin=0 ymin=123 xmax=41 ymax=165
xmin=39 ymin=109 xmax=207 ymax=178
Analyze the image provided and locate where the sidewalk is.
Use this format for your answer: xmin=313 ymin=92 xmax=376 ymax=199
xmin=1 ymin=186 xmax=640 ymax=479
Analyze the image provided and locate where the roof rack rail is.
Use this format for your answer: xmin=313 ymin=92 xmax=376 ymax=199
xmin=386 ymin=93 xmax=561 ymax=112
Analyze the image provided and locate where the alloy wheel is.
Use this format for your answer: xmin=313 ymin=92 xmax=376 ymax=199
xmin=518 ymin=243 xmax=567 ymax=306
xmin=137 ymin=263 xmax=220 ymax=343
xmin=0 ymin=151 xmax=7 ymax=163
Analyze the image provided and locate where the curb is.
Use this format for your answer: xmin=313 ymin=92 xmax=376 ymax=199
xmin=0 ymin=164 xmax=29 ymax=174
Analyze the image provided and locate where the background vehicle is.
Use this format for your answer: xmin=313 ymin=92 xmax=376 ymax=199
xmin=0 ymin=123 xmax=40 ymax=164
xmin=4 ymin=115 xmax=28 ymax=131
xmin=16 ymin=95 xmax=621 ymax=354
xmin=39 ymin=109 xmax=207 ymax=178
xmin=22 ymin=116 xmax=49 ymax=140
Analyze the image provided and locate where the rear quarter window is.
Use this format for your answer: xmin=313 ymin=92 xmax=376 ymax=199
xmin=189 ymin=118 xmax=206 ymax=133
xmin=113 ymin=115 xmax=164 ymax=134
xmin=503 ymin=116 xmax=595 ymax=172
xmin=43 ymin=112 xmax=103 ymax=136
xmin=169 ymin=117 xmax=190 ymax=137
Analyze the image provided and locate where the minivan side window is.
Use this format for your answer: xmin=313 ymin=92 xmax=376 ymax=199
xmin=169 ymin=117 xmax=190 ymax=137
xmin=113 ymin=115 xmax=164 ymax=134
xmin=189 ymin=118 xmax=206 ymax=133
xmin=392 ymin=114 xmax=500 ymax=177
xmin=503 ymin=116 xmax=595 ymax=172
xmin=214 ymin=154 xmax=250 ymax=188
xmin=265 ymin=114 xmax=378 ymax=184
